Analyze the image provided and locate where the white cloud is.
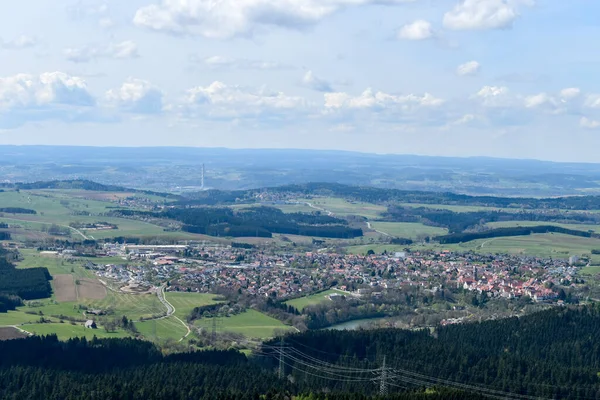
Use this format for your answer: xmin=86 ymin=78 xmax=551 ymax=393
xmin=0 ymin=72 xmax=96 ymax=128
xmin=66 ymin=1 xmax=109 ymax=20
xmin=98 ymin=17 xmax=116 ymax=29
xmin=301 ymin=71 xmax=333 ymax=92
xmin=0 ymin=72 xmax=94 ymax=110
xmin=183 ymin=81 xmax=307 ymax=118
xmin=64 ymin=41 xmax=139 ymax=63
xmin=456 ymin=61 xmax=481 ymax=76
xmin=325 ymin=88 xmax=444 ymax=109
xmin=0 ymin=35 xmax=37 ymax=50
xmin=134 ymin=0 xmax=416 ymax=39
xmin=475 ymin=85 xmax=511 ymax=107
xmin=580 ymin=117 xmax=600 ymax=129
xmin=584 ymin=94 xmax=600 ymax=109
xmin=397 ymin=20 xmax=434 ymax=40
xmin=197 ymin=55 xmax=289 ymax=70
xmin=560 ymin=88 xmax=581 ymax=100
xmin=524 ymin=93 xmax=554 ymax=108
xmin=454 ymin=114 xmax=476 ymax=124
xmin=443 ymin=0 xmax=531 ymax=31
xmin=105 ymin=79 xmax=163 ymax=114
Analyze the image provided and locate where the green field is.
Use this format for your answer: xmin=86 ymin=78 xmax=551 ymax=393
xmin=370 ymin=222 xmax=448 ymax=239
xmin=285 ymin=289 xmax=346 ymax=311
xmin=136 ymin=317 xmax=188 ymax=341
xmin=23 ymin=322 xmax=130 ymax=340
xmin=165 ymin=292 xmax=223 ymax=320
xmin=486 ymin=221 xmax=600 ymax=233
xmin=0 ymin=189 xmax=205 ymax=240
xmin=579 ymin=266 xmax=600 ymax=275
xmin=296 ymin=197 xmax=387 ymax=219
xmin=195 ymin=309 xmax=293 ymax=339
xmin=0 ymin=310 xmax=58 ymax=326
xmin=347 ymin=232 xmax=600 ymax=260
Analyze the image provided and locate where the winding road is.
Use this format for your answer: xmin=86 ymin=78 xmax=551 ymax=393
xmin=157 ymin=285 xmax=192 ymax=342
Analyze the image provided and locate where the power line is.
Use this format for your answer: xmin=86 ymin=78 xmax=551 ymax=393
xmin=254 ymin=343 xmax=587 ymax=400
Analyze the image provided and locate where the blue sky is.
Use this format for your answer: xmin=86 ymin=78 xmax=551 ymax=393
xmin=1 ymin=0 xmax=600 ymax=162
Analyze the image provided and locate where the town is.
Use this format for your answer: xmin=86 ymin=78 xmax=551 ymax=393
xmin=83 ymin=241 xmax=582 ymax=305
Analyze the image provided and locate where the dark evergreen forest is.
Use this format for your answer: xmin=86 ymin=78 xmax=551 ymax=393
xmin=0 ymin=249 xmax=52 ymax=300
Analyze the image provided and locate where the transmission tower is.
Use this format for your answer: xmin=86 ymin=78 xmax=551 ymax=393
xmin=278 ymin=338 xmax=285 ymax=380
xmin=379 ymin=356 xmax=388 ymax=396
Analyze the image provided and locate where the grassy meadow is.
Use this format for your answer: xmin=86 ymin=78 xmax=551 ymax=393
xmin=195 ymin=309 xmax=293 ymax=339
xmin=284 ymin=289 xmax=346 ymax=311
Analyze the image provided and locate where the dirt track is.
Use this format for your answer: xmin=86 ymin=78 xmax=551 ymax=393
xmin=54 ymin=275 xmax=77 ymax=302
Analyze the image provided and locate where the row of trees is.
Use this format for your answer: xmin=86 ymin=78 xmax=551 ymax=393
xmin=434 ymin=225 xmax=595 ymax=244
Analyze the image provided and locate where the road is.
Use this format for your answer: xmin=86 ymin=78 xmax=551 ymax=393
xmin=157 ymin=285 xmax=192 ymax=342
xmin=304 ymin=202 xmax=334 ymax=216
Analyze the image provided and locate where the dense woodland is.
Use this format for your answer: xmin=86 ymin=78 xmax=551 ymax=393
xmin=263 ymin=305 xmax=600 ymax=399
xmin=113 ymin=206 xmax=363 ymax=239
xmin=3 ymin=306 xmax=600 ymax=398
xmin=0 ymin=249 xmax=51 ymax=300
xmin=0 ymin=207 xmax=36 ymax=214
xmin=0 ymin=335 xmax=479 ymax=399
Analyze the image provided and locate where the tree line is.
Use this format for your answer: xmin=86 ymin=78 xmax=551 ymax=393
xmin=434 ymin=225 xmax=596 ymax=244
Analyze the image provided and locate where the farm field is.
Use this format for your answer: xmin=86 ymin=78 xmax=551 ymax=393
xmin=195 ymin=309 xmax=293 ymax=339
xmin=347 ymin=232 xmax=600 ymax=261
xmin=296 ymin=197 xmax=386 ymax=219
xmin=579 ymin=266 xmax=600 ymax=275
xmin=369 ymin=222 xmax=448 ymax=239
xmin=0 ymin=189 xmax=205 ymax=241
xmin=0 ymin=327 xmax=27 ymax=340
xmin=285 ymin=289 xmax=347 ymax=311
xmin=165 ymin=292 xmax=224 ymax=320
xmin=136 ymin=317 xmax=188 ymax=342
xmin=486 ymin=221 xmax=600 ymax=233
xmin=23 ymin=322 xmax=130 ymax=340
xmin=0 ymin=310 xmax=58 ymax=326
xmin=422 ymin=233 xmax=600 ymax=260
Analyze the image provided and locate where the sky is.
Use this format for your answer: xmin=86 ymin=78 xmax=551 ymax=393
xmin=1 ymin=0 xmax=600 ymax=162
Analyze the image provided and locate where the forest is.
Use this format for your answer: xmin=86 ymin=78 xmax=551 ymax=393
xmin=0 ymin=249 xmax=52 ymax=300
xmin=4 ymin=306 xmax=600 ymax=398
xmin=0 ymin=335 xmax=479 ymax=400
xmin=263 ymin=305 xmax=600 ymax=399
xmin=113 ymin=206 xmax=363 ymax=239
xmin=0 ymin=207 xmax=36 ymax=214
